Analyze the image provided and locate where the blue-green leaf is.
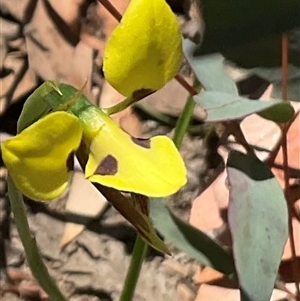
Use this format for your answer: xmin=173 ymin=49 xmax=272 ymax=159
xmin=194 ymin=91 xmax=285 ymax=122
xmin=258 ymin=101 xmax=295 ymax=123
xmin=227 ymin=151 xmax=288 ymax=301
xmin=150 ymin=199 xmax=235 ymax=275
xmin=183 ymin=39 xmax=238 ymax=95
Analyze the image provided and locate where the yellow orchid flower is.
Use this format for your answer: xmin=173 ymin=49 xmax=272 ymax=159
xmin=1 ymin=104 xmax=186 ymax=202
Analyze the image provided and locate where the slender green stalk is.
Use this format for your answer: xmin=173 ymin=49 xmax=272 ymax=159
xmin=105 ymin=89 xmax=154 ymax=115
xmin=7 ymin=176 xmax=67 ymax=301
xmin=105 ymin=97 xmax=133 ymax=115
xmin=173 ymin=96 xmax=196 ymax=148
xmin=119 ymin=79 xmax=198 ymax=301
xmin=173 ymin=79 xmax=200 ymax=148
xmin=119 ymin=235 xmax=148 ymax=301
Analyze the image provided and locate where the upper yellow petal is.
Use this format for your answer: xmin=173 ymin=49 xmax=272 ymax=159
xmin=84 ymin=110 xmax=186 ymax=197
xmin=103 ymin=0 xmax=183 ymax=96
xmin=1 ymin=112 xmax=82 ymax=201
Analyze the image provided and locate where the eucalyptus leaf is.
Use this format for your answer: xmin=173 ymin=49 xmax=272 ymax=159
xmin=252 ymin=64 xmax=300 ymax=101
xmin=227 ymin=151 xmax=288 ymax=301
xmin=150 ymin=199 xmax=235 ymax=275
xmin=194 ymin=91 xmax=283 ymax=122
xmin=258 ymin=101 xmax=295 ymax=123
xmin=183 ymin=39 xmax=238 ymax=95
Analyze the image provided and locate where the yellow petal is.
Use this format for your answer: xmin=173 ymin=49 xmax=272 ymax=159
xmin=1 ymin=112 xmax=82 ymax=201
xmin=103 ymin=0 xmax=183 ymax=97
xmin=85 ymin=111 xmax=186 ymax=197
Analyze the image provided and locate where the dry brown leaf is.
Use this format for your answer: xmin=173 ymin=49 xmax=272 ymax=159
xmin=0 ymin=52 xmax=37 ymax=115
xmin=47 ymin=0 xmax=86 ymax=35
xmin=81 ymin=0 xmax=130 ymax=68
xmin=195 ymin=284 xmax=239 ymax=301
xmin=97 ymin=0 xmax=130 ymax=38
xmin=80 ymin=0 xmax=130 ymax=66
xmin=1 ymin=53 xmax=25 ymax=98
xmin=195 ymin=284 xmax=291 ymax=301
xmin=25 ymin=0 xmax=93 ymax=99
xmin=190 ymin=171 xmax=227 ymax=233
xmin=140 ymin=77 xmax=205 ymax=120
xmin=193 ymin=266 xmax=225 ymax=285
xmin=3 ymin=268 xmax=48 ymax=300
xmin=176 ymin=282 xmax=196 ymax=301
xmin=272 ymin=104 xmax=300 ymax=184
xmin=0 ymin=0 xmax=34 ymax=23
xmin=59 ymin=171 xmax=108 ymax=249
xmin=219 ymin=85 xmax=282 ymax=161
xmin=225 ymin=113 xmax=282 ymax=161
xmin=271 ymin=104 xmax=300 ymax=260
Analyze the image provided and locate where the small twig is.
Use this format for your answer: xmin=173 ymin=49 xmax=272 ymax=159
xmin=174 ymin=74 xmax=198 ymax=95
xmin=272 ymin=164 xmax=300 ymax=180
xmin=98 ymin=0 xmax=122 ymax=22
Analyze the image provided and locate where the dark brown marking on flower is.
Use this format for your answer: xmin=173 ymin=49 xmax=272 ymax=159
xmin=66 ymin=152 xmax=74 ymax=171
xmin=132 ymin=88 xmax=154 ymax=101
xmin=131 ymin=137 xmax=151 ymax=149
xmin=96 ymin=155 xmax=118 ymax=175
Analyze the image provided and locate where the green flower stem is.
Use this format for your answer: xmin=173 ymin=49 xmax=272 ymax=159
xmin=7 ymin=176 xmax=68 ymax=301
xmin=173 ymin=96 xmax=196 ymax=148
xmin=173 ymin=80 xmax=201 ymax=148
xmin=119 ymin=235 xmax=148 ymax=301
xmin=119 ymin=79 xmax=199 ymax=301
xmin=105 ymin=97 xmax=134 ymax=115
xmin=105 ymin=90 xmax=154 ymax=115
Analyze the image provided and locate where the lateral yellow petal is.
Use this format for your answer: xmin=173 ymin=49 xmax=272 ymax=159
xmin=1 ymin=112 xmax=82 ymax=201
xmin=85 ymin=112 xmax=186 ymax=197
xmin=103 ymin=0 xmax=183 ymax=97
